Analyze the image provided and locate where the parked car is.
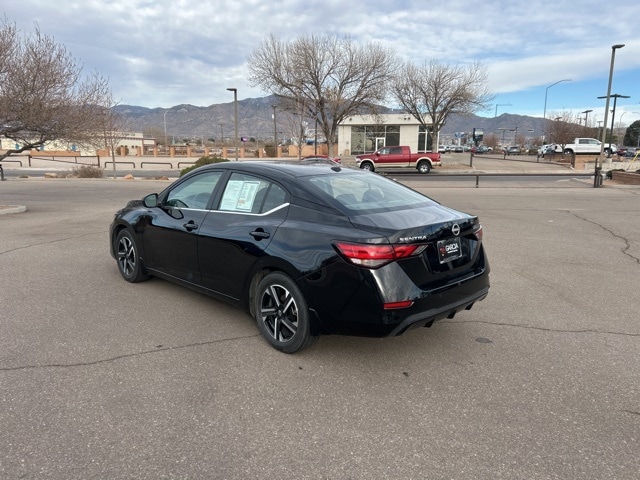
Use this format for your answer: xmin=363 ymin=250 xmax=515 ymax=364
xmin=438 ymin=145 xmax=446 ymax=153
xmin=537 ymin=144 xmax=561 ymax=156
xmin=506 ymin=146 xmax=521 ymax=155
xmin=453 ymin=146 xmax=464 ymax=153
xmin=110 ymin=161 xmax=490 ymax=353
xmin=475 ymin=146 xmax=491 ymax=154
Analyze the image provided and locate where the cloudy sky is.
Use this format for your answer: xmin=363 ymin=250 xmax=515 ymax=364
xmin=4 ymin=0 xmax=640 ymax=125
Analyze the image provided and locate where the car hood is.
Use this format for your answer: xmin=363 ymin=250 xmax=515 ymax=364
xmin=348 ymin=204 xmax=475 ymax=242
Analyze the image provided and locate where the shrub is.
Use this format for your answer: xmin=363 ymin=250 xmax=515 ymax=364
xmin=179 ymin=156 xmax=229 ymax=176
xmin=72 ymin=165 xmax=104 ymax=178
xmin=264 ymin=144 xmax=276 ymax=157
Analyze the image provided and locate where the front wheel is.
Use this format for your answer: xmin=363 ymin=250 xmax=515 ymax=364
xmin=115 ymin=229 xmax=150 ymax=283
xmin=254 ymin=272 xmax=316 ymax=353
xmin=360 ymin=162 xmax=374 ymax=172
xmin=417 ymin=161 xmax=431 ymax=174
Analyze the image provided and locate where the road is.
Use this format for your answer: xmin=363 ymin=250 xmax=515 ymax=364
xmin=1 ymin=179 xmax=639 ymax=479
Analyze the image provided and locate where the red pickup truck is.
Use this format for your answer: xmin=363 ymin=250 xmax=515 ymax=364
xmin=355 ymin=146 xmax=441 ymax=174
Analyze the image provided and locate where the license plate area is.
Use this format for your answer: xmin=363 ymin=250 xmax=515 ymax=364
xmin=437 ymin=237 xmax=462 ymax=263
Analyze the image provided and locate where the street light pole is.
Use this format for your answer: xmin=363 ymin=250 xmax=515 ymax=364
xmin=227 ymin=88 xmax=238 ymax=161
xmin=596 ymin=43 xmax=624 ymax=156
xmin=271 ymin=104 xmax=277 ymax=158
xmin=163 ymin=110 xmax=169 ymax=151
xmin=597 ymin=45 xmax=625 ymax=170
xmin=543 ymin=79 xmax=571 ymax=141
xmin=582 ymin=109 xmax=593 ymax=126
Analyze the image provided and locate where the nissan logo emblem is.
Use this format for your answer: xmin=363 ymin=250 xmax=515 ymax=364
xmin=451 ymin=224 xmax=460 ymax=236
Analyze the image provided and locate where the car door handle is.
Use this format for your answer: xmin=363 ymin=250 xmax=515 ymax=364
xmin=183 ymin=221 xmax=198 ymax=232
xmin=250 ymin=229 xmax=270 ymax=240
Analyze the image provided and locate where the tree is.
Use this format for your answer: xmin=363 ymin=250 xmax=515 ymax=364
xmin=247 ymin=34 xmax=399 ymax=156
xmin=0 ymin=21 xmax=113 ymax=162
xmin=391 ymin=59 xmax=493 ymax=151
xmin=546 ymin=110 xmax=582 ymax=148
xmin=623 ymin=120 xmax=640 ymax=148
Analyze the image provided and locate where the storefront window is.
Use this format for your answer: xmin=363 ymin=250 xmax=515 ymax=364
xmin=350 ymin=125 xmax=401 ymax=154
xmin=418 ymin=125 xmax=434 ymax=152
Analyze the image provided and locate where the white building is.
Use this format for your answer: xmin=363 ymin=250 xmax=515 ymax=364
xmin=337 ymin=113 xmax=437 ymax=156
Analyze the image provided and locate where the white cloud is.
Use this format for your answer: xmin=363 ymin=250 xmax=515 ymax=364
xmin=3 ymin=0 xmax=639 ymax=120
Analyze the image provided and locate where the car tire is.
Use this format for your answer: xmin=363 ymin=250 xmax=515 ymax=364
xmin=417 ymin=161 xmax=431 ymax=174
xmin=115 ymin=229 xmax=150 ymax=283
xmin=360 ymin=162 xmax=374 ymax=172
xmin=254 ymin=272 xmax=316 ymax=353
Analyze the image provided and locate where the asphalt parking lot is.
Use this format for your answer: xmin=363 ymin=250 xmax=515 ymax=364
xmin=1 ymin=177 xmax=639 ymax=479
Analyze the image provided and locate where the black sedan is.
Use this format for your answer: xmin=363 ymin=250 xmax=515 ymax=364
xmin=110 ymin=162 xmax=490 ymax=353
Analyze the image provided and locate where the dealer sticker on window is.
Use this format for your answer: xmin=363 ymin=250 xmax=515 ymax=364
xmin=437 ymin=237 xmax=462 ymax=263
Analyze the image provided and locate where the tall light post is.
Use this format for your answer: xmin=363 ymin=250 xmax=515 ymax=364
xmin=271 ymin=104 xmax=277 ymax=158
xmin=227 ymin=88 xmax=238 ymax=161
xmin=543 ymin=79 xmax=571 ymax=141
xmin=163 ymin=110 xmax=169 ymax=151
xmin=582 ymin=109 xmax=593 ymax=126
xmin=597 ymin=44 xmax=625 ymax=170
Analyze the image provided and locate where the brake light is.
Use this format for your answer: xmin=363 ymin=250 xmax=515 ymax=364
xmin=474 ymin=225 xmax=484 ymax=241
xmin=335 ymin=242 xmax=426 ymax=268
xmin=383 ymin=300 xmax=414 ymax=310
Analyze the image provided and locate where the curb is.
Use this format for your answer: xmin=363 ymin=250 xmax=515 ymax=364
xmin=0 ymin=205 xmax=27 ymax=216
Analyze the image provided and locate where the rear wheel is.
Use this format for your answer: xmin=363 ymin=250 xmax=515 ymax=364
xmin=254 ymin=272 xmax=316 ymax=353
xmin=115 ymin=229 xmax=150 ymax=283
xmin=417 ymin=161 xmax=431 ymax=174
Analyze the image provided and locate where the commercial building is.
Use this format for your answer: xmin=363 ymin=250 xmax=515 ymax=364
xmin=337 ymin=113 xmax=438 ymax=156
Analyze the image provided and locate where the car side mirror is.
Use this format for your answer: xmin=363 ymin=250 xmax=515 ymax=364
xmin=143 ymin=193 xmax=158 ymax=208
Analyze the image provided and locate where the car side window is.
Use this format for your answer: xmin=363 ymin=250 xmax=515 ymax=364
xmin=218 ymin=173 xmax=287 ymax=214
xmin=165 ymin=171 xmax=222 ymax=209
xmin=390 ymin=147 xmax=402 ymax=154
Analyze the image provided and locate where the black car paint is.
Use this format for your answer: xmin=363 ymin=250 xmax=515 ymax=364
xmin=110 ymin=162 xmax=489 ymax=338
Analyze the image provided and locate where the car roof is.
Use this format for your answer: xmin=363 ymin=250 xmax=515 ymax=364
xmin=195 ymin=160 xmax=354 ymax=179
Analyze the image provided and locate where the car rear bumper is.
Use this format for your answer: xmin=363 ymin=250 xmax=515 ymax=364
xmin=310 ymin=263 xmax=490 ymax=338
xmin=386 ymin=285 xmax=489 ymax=336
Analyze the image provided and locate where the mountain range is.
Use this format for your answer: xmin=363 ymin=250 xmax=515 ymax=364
xmin=114 ymin=95 xmax=549 ymax=144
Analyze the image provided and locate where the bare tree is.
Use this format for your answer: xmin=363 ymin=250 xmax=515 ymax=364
xmin=0 ymin=21 xmax=113 ymax=162
xmin=392 ymin=59 xmax=493 ymax=151
xmin=247 ymin=34 xmax=399 ymax=156
xmin=546 ymin=110 xmax=583 ymax=148
xmin=95 ymin=92 xmax=132 ymax=178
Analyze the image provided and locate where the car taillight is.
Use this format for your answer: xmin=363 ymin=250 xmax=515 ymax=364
xmin=473 ymin=225 xmax=484 ymax=241
xmin=334 ymin=242 xmax=426 ymax=268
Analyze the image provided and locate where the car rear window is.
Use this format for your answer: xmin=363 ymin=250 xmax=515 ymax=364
xmin=304 ymin=172 xmax=437 ymax=211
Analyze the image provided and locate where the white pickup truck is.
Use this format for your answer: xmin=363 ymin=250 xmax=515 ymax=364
xmin=562 ymin=138 xmax=605 ymax=155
